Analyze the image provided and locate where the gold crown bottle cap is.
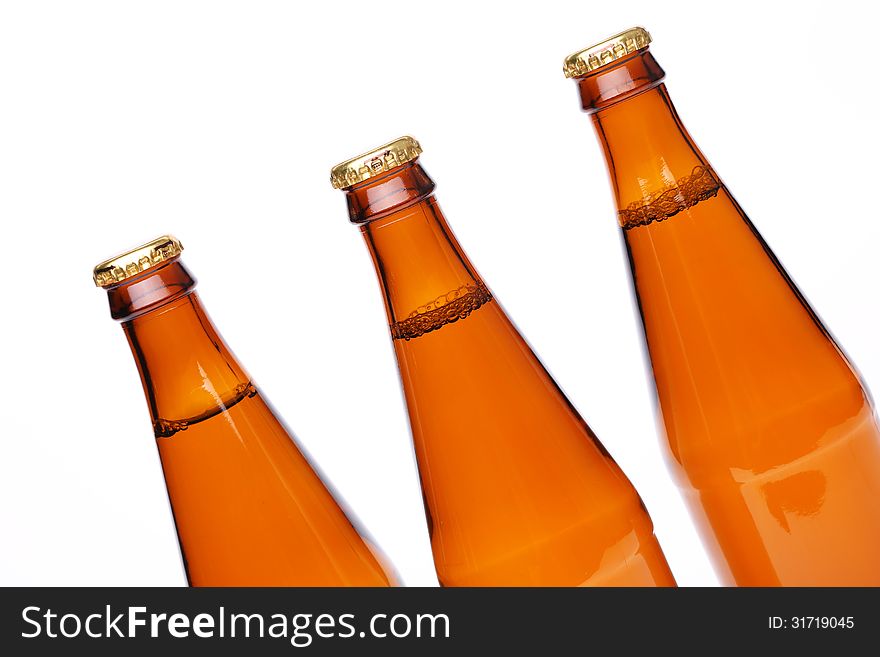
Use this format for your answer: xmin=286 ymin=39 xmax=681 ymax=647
xmin=563 ymin=27 xmax=652 ymax=78
xmin=330 ymin=136 xmax=422 ymax=189
xmin=93 ymin=235 xmax=184 ymax=287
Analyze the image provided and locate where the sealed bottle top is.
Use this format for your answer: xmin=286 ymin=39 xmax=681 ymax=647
xmin=330 ymin=135 xmax=423 ymax=189
xmin=563 ymin=26 xmax=652 ymax=78
xmin=93 ymin=235 xmax=183 ymax=288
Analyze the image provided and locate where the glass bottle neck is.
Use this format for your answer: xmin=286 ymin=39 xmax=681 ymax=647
xmin=345 ymin=161 xmax=436 ymax=224
xmin=345 ymin=163 xmax=488 ymax=335
xmin=106 ymin=261 xmax=250 ymax=434
xmin=577 ymin=50 xmax=717 ymax=223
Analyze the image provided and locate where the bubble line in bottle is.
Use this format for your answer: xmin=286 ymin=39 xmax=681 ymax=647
xmin=153 ymin=382 xmax=259 ymax=438
xmin=391 ymin=282 xmax=493 ymax=341
xmin=619 ymin=165 xmax=721 ymax=230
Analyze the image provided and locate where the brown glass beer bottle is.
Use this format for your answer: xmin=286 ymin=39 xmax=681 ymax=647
xmin=564 ymin=28 xmax=880 ymax=585
xmin=93 ymin=236 xmax=395 ymax=586
xmin=331 ymin=137 xmax=675 ymax=586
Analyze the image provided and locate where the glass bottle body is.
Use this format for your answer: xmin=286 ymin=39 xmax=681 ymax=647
xmin=351 ymin=164 xmax=675 ymax=586
xmin=577 ymin=50 xmax=880 ymax=585
xmin=108 ymin=259 xmax=394 ymax=586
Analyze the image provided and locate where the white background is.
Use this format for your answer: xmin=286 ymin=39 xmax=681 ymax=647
xmin=1 ymin=0 xmax=877 ymax=587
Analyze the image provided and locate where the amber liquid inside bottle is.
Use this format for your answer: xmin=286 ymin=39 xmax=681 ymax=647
xmin=106 ymin=258 xmax=394 ymax=586
xmin=347 ymin=161 xmax=675 ymax=586
xmin=573 ymin=48 xmax=880 ymax=585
